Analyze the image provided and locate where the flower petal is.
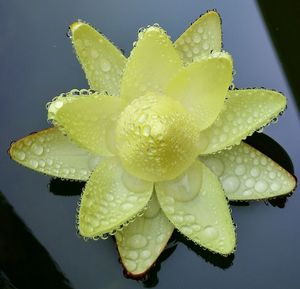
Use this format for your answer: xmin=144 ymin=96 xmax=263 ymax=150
xmin=9 ymin=127 xmax=99 ymax=181
xmin=116 ymin=193 xmax=174 ymax=276
xmin=120 ymin=26 xmax=182 ymax=104
xmin=48 ymin=90 xmax=124 ymax=156
xmin=70 ymin=21 xmax=126 ymax=95
xmin=200 ymin=89 xmax=287 ymax=154
xmin=79 ymin=158 xmax=153 ymax=238
xmin=175 ymin=10 xmax=222 ymax=63
xmin=166 ymin=52 xmax=233 ymax=131
xmin=201 ymin=141 xmax=296 ymax=201
xmin=156 ymin=160 xmax=236 ymax=255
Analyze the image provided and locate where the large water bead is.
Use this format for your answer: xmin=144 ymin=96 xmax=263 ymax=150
xmin=116 ymin=94 xmax=201 ymax=182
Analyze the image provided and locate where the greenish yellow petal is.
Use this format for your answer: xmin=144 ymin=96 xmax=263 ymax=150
xmin=120 ymin=26 xmax=183 ymax=104
xmin=166 ymin=52 xmax=233 ymax=131
xmin=79 ymin=158 xmax=153 ymax=238
xmin=48 ymin=90 xmax=124 ymax=156
xmin=116 ymin=94 xmax=201 ymax=182
xmin=201 ymin=142 xmax=296 ymax=201
xmin=156 ymin=160 xmax=236 ymax=255
xmin=175 ymin=10 xmax=222 ymax=63
xmin=70 ymin=21 xmax=126 ymax=95
xmin=200 ymin=89 xmax=287 ymax=154
xmin=9 ymin=127 xmax=99 ymax=181
xmin=116 ymin=193 xmax=174 ymax=276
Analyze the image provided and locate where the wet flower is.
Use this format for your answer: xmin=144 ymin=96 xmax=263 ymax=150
xmin=10 ymin=11 xmax=296 ymax=276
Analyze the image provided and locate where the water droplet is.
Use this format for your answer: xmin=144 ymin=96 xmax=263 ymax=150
xmin=202 ymin=225 xmax=219 ymax=240
xmin=197 ymin=27 xmax=204 ymax=33
xmin=192 ymin=34 xmax=201 ymax=43
xmin=184 ymin=214 xmax=195 ymax=223
xmin=100 ymin=59 xmax=111 ymax=72
xmin=32 ymin=144 xmax=44 ymax=156
xmin=181 ymin=226 xmax=193 ymax=235
xmin=193 ymin=47 xmax=200 ymax=54
xmin=127 ymin=234 xmax=147 ymax=249
xmin=121 ymin=203 xmax=134 ymax=210
xmin=24 ymin=139 xmax=32 ymax=146
xmin=142 ymin=125 xmax=151 ymax=137
xmin=54 ymin=101 xmax=63 ymax=109
xmin=254 ymin=180 xmax=268 ymax=193
xmin=127 ymin=250 xmax=138 ymax=260
xmin=125 ymin=259 xmax=137 ymax=271
xmin=242 ymin=189 xmax=253 ymax=196
xmin=202 ymin=42 xmax=209 ymax=50
xmin=269 ymin=172 xmax=276 ymax=179
xmin=235 ymin=164 xmax=246 ymax=176
xmin=260 ymin=158 xmax=267 ymax=166
xmin=30 ymin=159 xmax=38 ymax=168
xmin=245 ymin=178 xmax=255 ymax=188
xmin=250 ymin=167 xmax=260 ymax=177
xmin=140 ymin=250 xmax=151 ymax=259
xmin=66 ymin=27 xmax=73 ymax=38
xmin=222 ymin=175 xmax=240 ymax=193
xmin=138 ymin=113 xmax=148 ymax=124
xmin=15 ymin=151 xmax=26 ymax=161
xmin=156 ymin=234 xmax=164 ymax=243
xmin=271 ymin=182 xmax=281 ymax=191
xmin=90 ymin=49 xmax=99 ymax=58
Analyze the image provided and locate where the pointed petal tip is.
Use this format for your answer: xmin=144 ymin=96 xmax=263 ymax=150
xmin=218 ymin=238 xmax=236 ymax=256
xmin=70 ymin=21 xmax=83 ymax=33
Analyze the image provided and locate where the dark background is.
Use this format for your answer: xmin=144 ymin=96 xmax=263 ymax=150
xmin=0 ymin=0 xmax=300 ymax=288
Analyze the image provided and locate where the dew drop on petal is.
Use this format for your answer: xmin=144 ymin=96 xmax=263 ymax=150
xmin=140 ymin=250 xmax=151 ymax=259
xmin=222 ymin=175 xmax=240 ymax=193
xmin=156 ymin=234 xmax=164 ymax=244
xmin=250 ymin=167 xmax=260 ymax=177
xmin=90 ymin=49 xmax=99 ymax=58
xmin=235 ymin=164 xmax=246 ymax=176
xmin=127 ymin=250 xmax=138 ymax=260
xmin=202 ymin=225 xmax=219 ymax=240
xmin=127 ymin=234 xmax=148 ymax=249
xmin=32 ymin=144 xmax=44 ymax=156
xmin=30 ymin=159 xmax=39 ymax=169
xmin=125 ymin=260 xmax=137 ymax=271
xmin=100 ymin=59 xmax=111 ymax=72
xmin=202 ymin=42 xmax=209 ymax=50
xmin=142 ymin=125 xmax=151 ymax=137
xmin=254 ymin=180 xmax=268 ymax=193
xmin=15 ymin=151 xmax=26 ymax=161
xmin=121 ymin=203 xmax=134 ymax=210
xmin=271 ymin=182 xmax=282 ymax=191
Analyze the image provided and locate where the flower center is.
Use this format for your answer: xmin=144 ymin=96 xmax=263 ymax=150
xmin=115 ymin=94 xmax=201 ymax=182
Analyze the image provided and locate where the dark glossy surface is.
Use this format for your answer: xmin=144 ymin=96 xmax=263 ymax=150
xmin=1 ymin=1 xmax=300 ymax=288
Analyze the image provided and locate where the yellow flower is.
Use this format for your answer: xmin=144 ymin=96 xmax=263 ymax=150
xmin=10 ymin=11 xmax=296 ymax=276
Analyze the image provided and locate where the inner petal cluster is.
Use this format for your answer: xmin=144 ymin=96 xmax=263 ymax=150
xmin=115 ymin=94 xmax=201 ymax=182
